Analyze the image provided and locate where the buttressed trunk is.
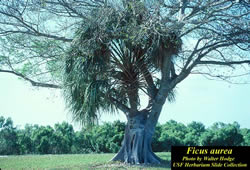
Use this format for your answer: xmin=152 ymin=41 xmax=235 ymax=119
xmin=111 ymin=109 xmax=161 ymax=164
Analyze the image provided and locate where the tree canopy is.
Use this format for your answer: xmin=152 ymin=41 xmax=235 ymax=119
xmin=64 ymin=0 xmax=250 ymax=126
xmin=1 ymin=1 xmax=249 ymax=123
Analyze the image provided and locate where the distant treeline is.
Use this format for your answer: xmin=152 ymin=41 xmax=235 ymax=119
xmin=0 ymin=116 xmax=249 ymax=155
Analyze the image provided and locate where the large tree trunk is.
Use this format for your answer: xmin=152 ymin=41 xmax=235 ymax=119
xmin=111 ymin=110 xmax=161 ymax=164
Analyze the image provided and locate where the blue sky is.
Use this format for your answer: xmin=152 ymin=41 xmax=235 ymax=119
xmin=0 ymin=72 xmax=249 ymax=130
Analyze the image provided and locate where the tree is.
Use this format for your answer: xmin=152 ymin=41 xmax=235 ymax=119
xmin=72 ymin=121 xmax=125 ymax=154
xmin=17 ymin=125 xmax=33 ymax=154
xmin=53 ymin=122 xmax=75 ymax=154
xmin=158 ymin=120 xmax=187 ymax=151
xmin=200 ymin=122 xmax=244 ymax=146
xmin=240 ymin=128 xmax=250 ymax=146
xmin=184 ymin=121 xmax=206 ymax=146
xmin=31 ymin=125 xmax=54 ymax=154
xmin=0 ymin=116 xmax=20 ymax=155
xmin=0 ymin=0 xmax=249 ymax=164
xmin=100 ymin=121 xmax=125 ymax=153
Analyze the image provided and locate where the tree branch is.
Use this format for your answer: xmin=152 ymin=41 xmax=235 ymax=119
xmin=140 ymin=63 xmax=157 ymax=98
xmin=178 ymin=0 xmax=188 ymax=21
xmin=0 ymin=69 xmax=61 ymax=89
xmin=197 ymin=60 xmax=250 ymax=66
xmin=149 ymin=53 xmax=173 ymax=117
xmin=0 ymin=29 xmax=73 ymax=43
xmin=107 ymin=95 xmax=130 ymax=115
xmin=0 ymin=5 xmax=73 ymax=42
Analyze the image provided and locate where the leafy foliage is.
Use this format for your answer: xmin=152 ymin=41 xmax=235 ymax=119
xmin=63 ymin=1 xmax=182 ymax=125
xmin=0 ymin=116 xmax=249 ymax=155
xmin=200 ymin=122 xmax=244 ymax=146
xmin=240 ymin=128 xmax=250 ymax=146
xmin=184 ymin=121 xmax=206 ymax=146
xmin=0 ymin=117 xmax=20 ymax=155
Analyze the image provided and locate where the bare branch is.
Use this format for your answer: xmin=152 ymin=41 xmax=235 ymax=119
xmin=0 ymin=69 xmax=61 ymax=89
xmin=197 ymin=60 xmax=250 ymax=66
xmin=0 ymin=30 xmax=73 ymax=42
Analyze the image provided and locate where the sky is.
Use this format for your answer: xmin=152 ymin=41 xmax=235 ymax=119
xmin=0 ymin=72 xmax=250 ymax=130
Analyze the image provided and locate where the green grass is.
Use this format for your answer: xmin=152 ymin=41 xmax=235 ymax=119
xmin=0 ymin=152 xmax=171 ymax=170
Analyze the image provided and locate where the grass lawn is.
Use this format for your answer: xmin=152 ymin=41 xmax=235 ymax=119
xmin=0 ymin=152 xmax=171 ymax=170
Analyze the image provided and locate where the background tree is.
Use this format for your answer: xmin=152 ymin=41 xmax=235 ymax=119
xmin=200 ymin=122 xmax=244 ymax=146
xmin=184 ymin=121 xmax=206 ymax=146
xmin=53 ymin=122 xmax=75 ymax=154
xmin=31 ymin=125 xmax=55 ymax=154
xmin=72 ymin=120 xmax=125 ymax=154
xmin=0 ymin=116 xmax=20 ymax=155
xmin=102 ymin=121 xmax=125 ymax=153
xmin=17 ymin=124 xmax=34 ymax=154
xmin=240 ymin=128 xmax=250 ymax=146
xmin=158 ymin=120 xmax=187 ymax=151
xmin=0 ymin=0 xmax=249 ymax=164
